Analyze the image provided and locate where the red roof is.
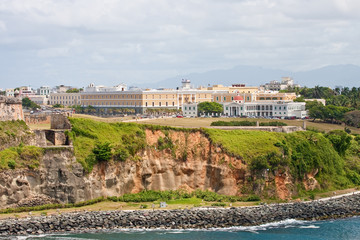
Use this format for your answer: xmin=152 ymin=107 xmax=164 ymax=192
xmin=234 ymin=96 xmax=243 ymax=100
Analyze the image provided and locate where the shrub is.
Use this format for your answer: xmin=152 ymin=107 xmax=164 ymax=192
xmin=325 ymin=130 xmax=352 ymax=156
xmin=114 ymin=148 xmax=130 ymax=161
xmin=246 ymin=195 xmax=261 ymax=201
xmin=92 ymin=142 xmax=112 ymax=162
xmin=211 ymin=202 xmax=226 ymax=207
xmin=7 ymin=159 xmax=16 ymax=169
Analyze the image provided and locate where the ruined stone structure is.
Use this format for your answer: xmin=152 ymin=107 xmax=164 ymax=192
xmin=50 ymin=113 xmax=71 ymax=130
xmin=0 ymin=96 xmax=24 ymax=121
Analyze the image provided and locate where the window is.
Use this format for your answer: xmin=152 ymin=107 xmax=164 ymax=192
xmin=216 ymin=97 xmax=219 ymax=101
xmin=152 ymin=102 xmax=154 ymax=106
xmin=224 ymin=97 xmax=226 ymax=101
xmin=159 ymin=102 xmax=161 ymax=106
xmin=226 ymin=107 xmax=228 ymax=110
xmin=185 ymin=107 xmax=187 ymax=110
xmin=146 ymin=102 xmax=148 ymax=106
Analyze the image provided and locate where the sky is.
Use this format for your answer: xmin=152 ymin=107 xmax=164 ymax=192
xmin=0 ymin=0 xmax=360 ymax=89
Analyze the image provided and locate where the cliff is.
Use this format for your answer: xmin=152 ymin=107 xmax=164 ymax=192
xmin=0 ymin=129 xmax=247 ymax=208
xmin=0 ymin=118 xmax=359 ymax=209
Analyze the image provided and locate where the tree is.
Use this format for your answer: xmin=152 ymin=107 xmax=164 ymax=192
xmin=197 ymin=102 xmax=223 ymax=116
xmin=66 ymin=88 xmax=80 ymax=93
xmin=344 ymin=110 xmax=360 ymax=128
xmin=325 ymin=130 xmax=352 ymax=156
xmin=306 ymin=101 xmax=325 ymax=121
xmin=92 ymin=142 xmax=112 ymax=162
xmin=53 ymin=104 xmax=64 ymax=108
xmin=22 ymin=97 xmax=40 ymax=110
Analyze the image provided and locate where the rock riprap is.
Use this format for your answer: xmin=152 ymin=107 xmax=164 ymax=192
xmin=1 ymin=193 xmax=360 ymax=236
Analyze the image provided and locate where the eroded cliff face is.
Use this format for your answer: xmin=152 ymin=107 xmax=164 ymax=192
xmin=85 ymin=130 xmax=248 ymax=199
xmin=0 ymin=129 xmax=312 ymax=208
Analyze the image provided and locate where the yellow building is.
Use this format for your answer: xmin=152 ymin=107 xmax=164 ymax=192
xmin=80 ymin=89 xmax=215 ymax=114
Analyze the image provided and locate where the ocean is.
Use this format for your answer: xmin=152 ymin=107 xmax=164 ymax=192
xmin=8 ymin=217 xmax=360 ymax=240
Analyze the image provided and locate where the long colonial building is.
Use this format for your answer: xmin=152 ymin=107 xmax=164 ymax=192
xmin=49 ymin=80 xmax=298 ymax=114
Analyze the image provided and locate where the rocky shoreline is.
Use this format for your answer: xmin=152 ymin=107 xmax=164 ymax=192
xmin=1 ymin=193 xmax=360 ymax=236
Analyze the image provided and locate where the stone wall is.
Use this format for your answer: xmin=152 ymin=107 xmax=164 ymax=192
xmin=24 ymin=114 xmax=51 ymax=125
xmin=51 ymin=113 xmax=71 ymax=129
xmin=0 ymin=96 xmax=24 ymax=121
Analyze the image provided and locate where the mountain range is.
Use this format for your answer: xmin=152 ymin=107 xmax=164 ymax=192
xmin=141 ymin=64 xmax=360 ymax=89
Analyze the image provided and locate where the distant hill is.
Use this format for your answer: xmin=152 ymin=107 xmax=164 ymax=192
xmin=141 ymin=64 xmax=360 ymax=89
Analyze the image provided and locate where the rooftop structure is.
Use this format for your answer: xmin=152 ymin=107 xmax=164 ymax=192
xmin=260 ymin=77 xmax=300 ymax=91
xmin=85 ymin=83 xmax=127 ymax=92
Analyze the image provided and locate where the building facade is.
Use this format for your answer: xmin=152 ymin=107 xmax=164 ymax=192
xmin=260 ymin=77 xmax=300 ymax=91
xmin=222 ymin=101 xmax=307 ymax=118
xmin=49 ymin=93 xmax=81 ymax=106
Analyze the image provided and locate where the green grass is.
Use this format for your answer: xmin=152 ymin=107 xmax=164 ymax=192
xmin=69 ymin=118 xmax=360 ymax=196
xmin=204 ymin=129 xmax=284 ymax=162
xmin=163 ymin=197 xmax=202 ymax=205
xmin=68 ymin=118 xmax=146 ymax=172
xmin=0 ymin=145 xmax=44 ymax=170
xmin=204 ymin=128 xmax=355 ymax=191
xmin=0 ymin=120 xmax=32 ymax=150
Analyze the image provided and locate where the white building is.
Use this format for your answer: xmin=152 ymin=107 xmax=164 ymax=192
xmin=37 ymin=86 xmax=51 ymax=96
xmin=85 ymin=83 xmax=127 ymax=92
xmin=260 ymin=77 xmax=300 ymax=91
xmin=5 ymin=89 xmax=14 ymax=97
xmin=182 ymin=103 xmax=197 ymax=117
xmin=222 ymin=101 xmax=307 ymax=118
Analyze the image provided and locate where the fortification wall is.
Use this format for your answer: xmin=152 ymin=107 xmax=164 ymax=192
xmin=0 ymin=96 xmax=24 ymax=121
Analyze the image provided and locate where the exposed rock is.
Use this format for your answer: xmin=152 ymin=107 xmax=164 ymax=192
xmin=1 ymin=193 xmax=360 ymax=236
xmin=9 ymin=194 xmax=60 ymax=208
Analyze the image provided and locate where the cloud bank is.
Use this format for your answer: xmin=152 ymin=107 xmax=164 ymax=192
xmin=0 ymin=0 xmax=359 ymax=88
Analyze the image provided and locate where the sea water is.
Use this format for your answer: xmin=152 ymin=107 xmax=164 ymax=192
xmin=6 ymin=217 xmax=360 ymax=240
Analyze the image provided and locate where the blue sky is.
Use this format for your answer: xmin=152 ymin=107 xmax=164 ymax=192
xmin=0 ymin=0 xmax=360 ymax=89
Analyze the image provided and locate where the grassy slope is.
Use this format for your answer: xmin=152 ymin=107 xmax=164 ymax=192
xmin=0 ymin=120 xmax=32 ymax=149
xmin=138 ymin=117 xmax=360 ymax=134
xmin=0 ymin=121 xmax=43 ymax=170
xmin=68 ymin=118 xmax=146 ymax=172
xmin=70 ymin=117 xmax=359 ymax=192
xmin=204 ymin=129 xmax=284 ymax=161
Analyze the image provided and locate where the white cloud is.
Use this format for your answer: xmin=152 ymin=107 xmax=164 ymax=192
xmin=91 ymin=53 xmax=106 ymax=63
xmin=37 ymin=47 xmax=69 ymax=58
xmin=0 ymin=20 xmax=6 ymax=32
xmin=0 ymin=0 xmax=360 ymax=88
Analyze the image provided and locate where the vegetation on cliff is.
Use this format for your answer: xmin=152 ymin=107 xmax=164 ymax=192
xmin=0 ymin=120 xmax=32 ymax=151
xmin=204 ymin=128 xmax=359 ymax=191
xmin=68 ymin=118 xmax=146 ymax=172
xmin=0 ymin=121 xmax=42 ymax=170
xmin=0 ymin=145 xmax=44 ymax=170
xmin=69 ymin=118 xmax=360 ymax=197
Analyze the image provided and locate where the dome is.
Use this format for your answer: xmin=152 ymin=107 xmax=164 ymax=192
xmin=234 ymin=96 xmax=243 ymax=101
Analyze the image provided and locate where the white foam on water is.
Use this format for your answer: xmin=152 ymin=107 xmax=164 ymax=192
xmin=299 ymin=225 xmax=320 ymax=229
